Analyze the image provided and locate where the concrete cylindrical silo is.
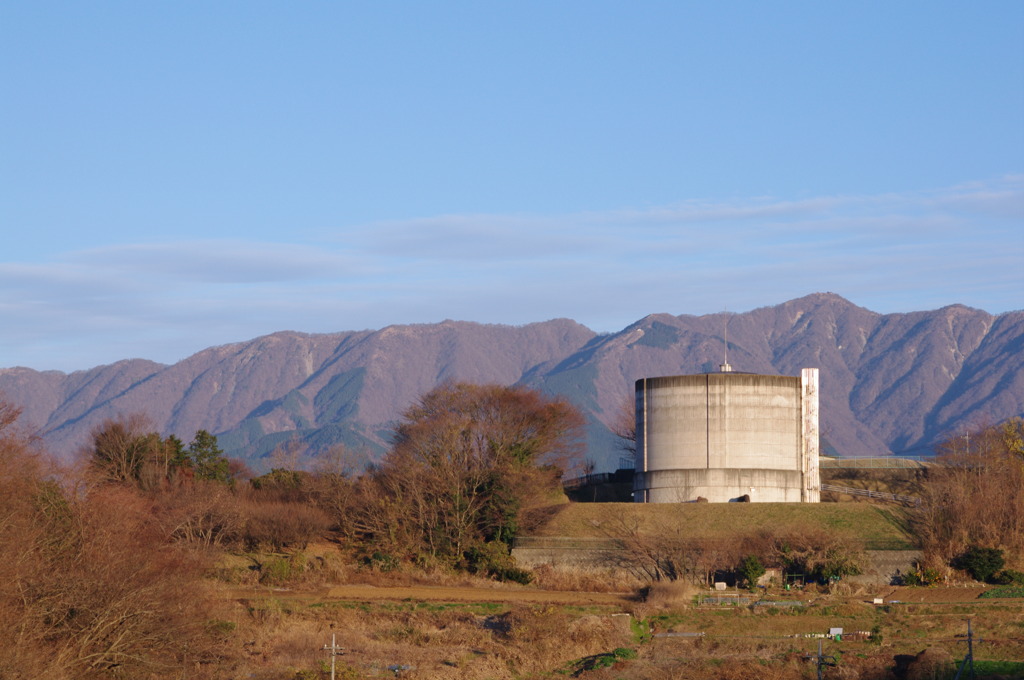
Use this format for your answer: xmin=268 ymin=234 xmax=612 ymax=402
xmin=633 ymin=369 xmax=819 ymax=503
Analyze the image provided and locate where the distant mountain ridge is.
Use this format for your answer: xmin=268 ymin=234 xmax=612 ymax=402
xmin=2 ymin=293 xmax=1021 ymax=471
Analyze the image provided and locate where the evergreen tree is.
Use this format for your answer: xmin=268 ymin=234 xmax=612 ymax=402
xmin=187 ymin=430 xmax=229 ymax=484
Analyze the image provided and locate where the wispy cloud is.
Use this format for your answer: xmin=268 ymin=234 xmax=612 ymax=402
xmin=63 ymin=241 xmax=365 ymax=283
xmin=2 ymin=178 xmax=1021 ymax=372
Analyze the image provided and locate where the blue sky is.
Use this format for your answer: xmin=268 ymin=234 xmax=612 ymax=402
xmin=2 ymin=2 xmax=1022 ymax=372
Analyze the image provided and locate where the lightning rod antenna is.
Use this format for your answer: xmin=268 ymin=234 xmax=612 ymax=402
xmin=720 ymin=308 xmax=732 ymax=373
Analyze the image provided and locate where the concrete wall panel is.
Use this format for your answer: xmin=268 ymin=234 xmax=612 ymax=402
xmin=640 ymin=468 xmax=804 ymax=503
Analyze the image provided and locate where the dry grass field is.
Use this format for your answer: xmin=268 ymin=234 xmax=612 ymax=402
xmin=205 ymin=503 xmax=1024 ymax=680
xmin=212 ymin=575 xmax=1024 ymax=679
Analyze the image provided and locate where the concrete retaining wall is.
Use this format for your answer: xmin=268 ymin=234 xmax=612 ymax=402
xmin=848 ymin=550 xmax=922 ymax=585
xmin=512 ymin=538 xmax=921 ymax=586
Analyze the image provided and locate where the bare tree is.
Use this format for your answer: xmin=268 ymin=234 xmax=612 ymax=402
xmin=914 ymin=418 xmax=1024 ymax=564
xmin=610 ymin=395 xmax=637 ymax=459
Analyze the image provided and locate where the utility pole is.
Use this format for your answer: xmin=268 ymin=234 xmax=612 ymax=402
xmin=953 ymin=619 xmax=976 ymax=680
xmin=967 ymin=618 xmax=975 ymax=680
xmin=806 ymin=639 xmax=837 ymax=679
xmin=322 ymin=633 xmax=344 ymax=680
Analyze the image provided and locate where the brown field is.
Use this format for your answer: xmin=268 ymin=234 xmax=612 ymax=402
xmin=881 ymin=585 xmax=996 ymax=602
xmin=217 ymin=579 xmax=1024 ymax=679
xmin=196 ymin=502 xmax=1024 ymax=678
xmin=203 ymin=500 xmax=1021 ymax=679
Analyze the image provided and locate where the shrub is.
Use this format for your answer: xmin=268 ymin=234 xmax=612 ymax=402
xmin=463 ymin=541 xmax=533 ymax=584
xmin=362 ymin=551 xmax=399 ymax=572
xmin=738 ymin=555 xmax=766 ymax=589
xmin=990 ymin=569 xmax=1024 ymax=586
xmin=2 ymin=485 xmax=220 ymax=677
xmin=250 ymin=468 xmax=311 ymax=502
xmin=920 ymin=566 xmax=945 ymax=585
xmin=643 ymin=580 xmax=698 ymax=608
xmin=770 ymin=528 xmax=864 ymax=584
xmin=259 ymin=555 xmax=301 ymax=584
xmin=155 ymin=481 xmax=243 ymax=548
xmin=902 ymin=564 xmax=943 ymax=586
xmin=952 ymin=546 xmax=1005 ymax=583
xmin=240 ymin=500 xmax=331 ymax=551
xmin=495 ymin=565 xmax=534 ymax=585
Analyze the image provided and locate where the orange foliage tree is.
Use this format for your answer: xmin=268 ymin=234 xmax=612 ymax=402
xmin=354 ymin=383 xmax=585 ymax=573
xmin=0 ymin=400 xmax=227 ymax=678
xmin=914 ymin=418 xmax=1024 ymax=568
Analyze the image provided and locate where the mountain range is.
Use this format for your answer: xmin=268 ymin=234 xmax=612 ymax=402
xmin=2 ymin=293 xmax=1021 ymax=472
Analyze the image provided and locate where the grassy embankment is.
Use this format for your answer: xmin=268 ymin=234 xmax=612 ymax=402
xmin=525 ymin=501 xmax=915 ymax=549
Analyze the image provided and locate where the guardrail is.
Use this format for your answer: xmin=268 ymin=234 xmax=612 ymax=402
xmin=563 ymin=473 xmax=612 ymax=490
xmin=820 ymin=483 xmax=921 ymax=506
xmin=820 ymin=456 xmax=932 ymax=469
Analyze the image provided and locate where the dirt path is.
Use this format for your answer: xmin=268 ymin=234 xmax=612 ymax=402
xmin=324 ymin=584 xmax=634 ymax=605
xmin=226 ymin=583 xmax=634 ymax=607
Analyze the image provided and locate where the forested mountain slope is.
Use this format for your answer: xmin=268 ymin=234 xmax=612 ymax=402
xmin=2 ymin=294 xmax=1020 ymax=470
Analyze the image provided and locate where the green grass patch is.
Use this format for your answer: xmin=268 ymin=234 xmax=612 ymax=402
xmin=411 ymin=601 xmax=506 ymax=614
xmin=561 ymin=647 xmax=638 ymax=675
xmin=959 ymin=659 xmax=1024 ymax=675
xmin=979 ymin=586 xmax=1024 ymax=598
xmin=630 ymin=617 xmax=652 ymax=644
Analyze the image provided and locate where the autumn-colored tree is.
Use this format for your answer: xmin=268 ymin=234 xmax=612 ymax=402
xmin=305 ymin=444 xmax=367 ymax=536
xmin=153 ymin=480 xmax=245 ymax=548
xmin=86 ymin=414 xmax=164 ymax=484
xmin=0 ymin=400 xmax=226 ymax=678
xmin=86 ymin=418 xmax=232 ymax=490
xmin=914 ymin=418 xmax=1024 ymax=568
xmin=356 ymin=383 xmax=585 ymax=571
xmin=242 ymin=466 xmax=332 ymax=551
xmin=767 ymin=528 xmax=864 ymax=581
